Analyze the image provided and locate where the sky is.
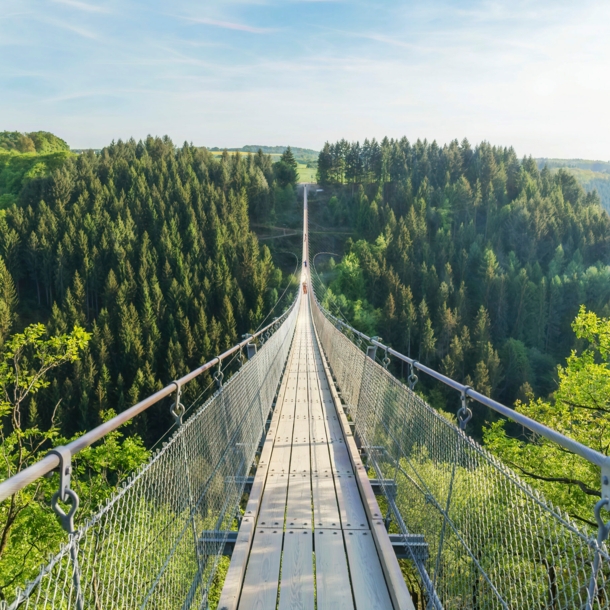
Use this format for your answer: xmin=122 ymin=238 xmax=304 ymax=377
xmin=1 ymin=0 xmax=609 ymax=159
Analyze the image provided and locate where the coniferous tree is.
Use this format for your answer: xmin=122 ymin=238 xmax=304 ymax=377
xmin=315 ymin=136 xmax=610 ymax=408
xmin=0 ymin=137 xmax=286 ymax=444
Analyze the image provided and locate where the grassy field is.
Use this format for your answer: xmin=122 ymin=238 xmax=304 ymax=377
xmin=297 ymin=163 xmax=317 ymax=183
xmin=209 ymin=150 xmax=283 ymax=160
xmin=208 ymin=150 xmax=316 ymax=183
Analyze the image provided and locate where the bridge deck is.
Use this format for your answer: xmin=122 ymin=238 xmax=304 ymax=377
xmin=218 ymin=295 xmax=413 ymax=610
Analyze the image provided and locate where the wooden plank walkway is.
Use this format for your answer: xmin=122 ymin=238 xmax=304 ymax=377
xmin=218 ymin=291 xmax=415 ymax=610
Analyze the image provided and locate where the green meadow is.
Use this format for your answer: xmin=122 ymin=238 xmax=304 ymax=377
xmin=208 ymin=149 xmax=317 ymax=183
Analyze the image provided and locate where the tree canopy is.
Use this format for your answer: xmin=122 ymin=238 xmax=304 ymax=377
xmin=0 ymin=131 xmax=70 ymax=154
xmin=485 ymin=305 xmax=610 ymax=526
xmin=0 ymin=136 xmax=296 ymax=445
xmin=314 ymin=136 xmax=610 ymax=419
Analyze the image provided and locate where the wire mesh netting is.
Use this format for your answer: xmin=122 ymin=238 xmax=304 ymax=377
xmin=3 ymin=296 xmax=300 ymax=610
xmin=311 ymin=298 xmax=610 ymax=610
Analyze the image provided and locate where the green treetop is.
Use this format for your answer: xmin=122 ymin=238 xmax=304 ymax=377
xmin=485 ymin=305 xmax=610 ymax=528
xmin=0 ymin=131 xmax=69 ymax=154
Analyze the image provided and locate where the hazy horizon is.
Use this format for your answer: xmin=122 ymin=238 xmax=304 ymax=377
xmin=2 ymin=0 xmax=609 ymax=160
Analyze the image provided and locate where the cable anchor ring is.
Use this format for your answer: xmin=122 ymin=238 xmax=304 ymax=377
xmin=594 ymin=497 xmax=610 ymax=544
xmin=457 ymin=386 xmax=472 ymax=430
xmin=170 ymin=380 xmax=186 ymax=426
xmin=51 ymin=488 xmax=80 ymax=534
xmin=382 ymin=347 xmax=390 ymax=370
xmin=48 ymin=446 xmax=79 ymax=533
xmin=408 ymin=360 xmax=419 ymax=390
xmin=214 ymin=359 xmax=224 ymax=389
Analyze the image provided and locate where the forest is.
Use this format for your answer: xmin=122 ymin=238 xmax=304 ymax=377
xmin=0 ymin=131 xmax=70 ymax=155
xmin=1 ymin=131 xmax=610 ymax=598
xmin=535 ymin=158 xmax=610 ymax=212
xmin=312 ymin=136 xmax=610 ymax=524
xmin=315 ymin=137 xmax=610 ymax=403
xmin=0 ymin=131 xmax=73 ymax=209
xmin=0 ymin=137 xmax=302 ymax=443
xmin=0 ymin=136 xmax=301 ymax=597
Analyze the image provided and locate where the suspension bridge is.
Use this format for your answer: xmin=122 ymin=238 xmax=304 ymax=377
xmin=0 ymin=187 xmax=609 ymax=609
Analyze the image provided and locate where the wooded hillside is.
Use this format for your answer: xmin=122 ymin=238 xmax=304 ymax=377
xmin=314 ymin=138 xmax=610 ymax=411
xmin=0 ymin=137 xmax=293 ymax=444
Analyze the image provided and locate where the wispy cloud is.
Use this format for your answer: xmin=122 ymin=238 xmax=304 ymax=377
xmin=52 ymin=0 xmax=111 ymax=13
xmin=185 ymin=17 xmax=275 ymax=34
xmin=310 ymin=24 xmax=429 ymax=53
xmin=358 ymin=33 xmax=424 ymax=52
xmin=41 ymin=17 xmax=102 ymax=40
xmin=43 ymin=87 xmax=157 ymax=103
xmin=2 ymin=0 xmax=609 ymax=158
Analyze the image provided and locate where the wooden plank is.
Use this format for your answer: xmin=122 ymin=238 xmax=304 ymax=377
xmin=278 ymin=529 xmax=314 ymax=610
xmin=217 ymin=496 xmax=261 ymax=610
xmin=327 ymin=440 xmax=354 ymax=474
xmin=285 ymin=343 xmax=311 ymax=457
xmin=259 ymin=368 xmax=297 ymax=471
xmin=257 ymin=472 xmax=288 ymax=528
xmin=310 ymin=416 xmax=328 ymax=443
xmin=268 ymin=436 xmax=292 ymax=473
xmin=285 ymin=472 xmax=312 ymax=528
xmin=311 ymin=369 xmax=352 ymax=475
xmin=290 ymin=336 xmax=311 ymax=476
xmin=269 ymin=392 xmax=296 ymax=472
xmin=334 ymin=472 xmax=368 ymax=529
xmin=311 ymin=474 xmax=341 ymax=528
xmin=312 ymin=315 xmax=415 ymax=610
xmin=343 ymin=531 xmax=394 ymax=610
xmin=237 ymin=529 xmax=283 ymax=610
xmin=311 ymin=440 xmax=333 ymax=475
xmin=315 ymin=529 xmax=355 ymax=610
xmin=292 ymin=413 xmax=310 ymax=438
xmin=275 ymin=419 xmax=294 ymax=437
xmin=289 ymin=441 xmax=310 ymax=473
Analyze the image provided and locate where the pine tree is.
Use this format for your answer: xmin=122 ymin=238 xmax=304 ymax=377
xmin=0 ymin=257 xmax=17 ymax=347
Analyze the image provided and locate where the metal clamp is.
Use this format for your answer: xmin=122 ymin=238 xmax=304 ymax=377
xmin=48 ymin=446 xmax=72 ymax=501
xmin=48 ymin=446 xmax=79 ymax=533
xmin=408 ymin=360 xmax=419 ymax=390
xmin=170 ymin=381 xmax=186 ymax=426
xmin=366 ymin=336 xmax=381 ymax=361
xmin=602 ymin=461 xmax=610 ymax=504
xmin=457 ymin=386 xmax=472 ymax=430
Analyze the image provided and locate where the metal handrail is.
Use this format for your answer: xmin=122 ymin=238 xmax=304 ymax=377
xmin=0 ymin=297 xmax=298 ymax=503
xmin=307 ymin=249 xmax=610 ymax=512
xmin=313 ymin=299 xmax=610 ymax=495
